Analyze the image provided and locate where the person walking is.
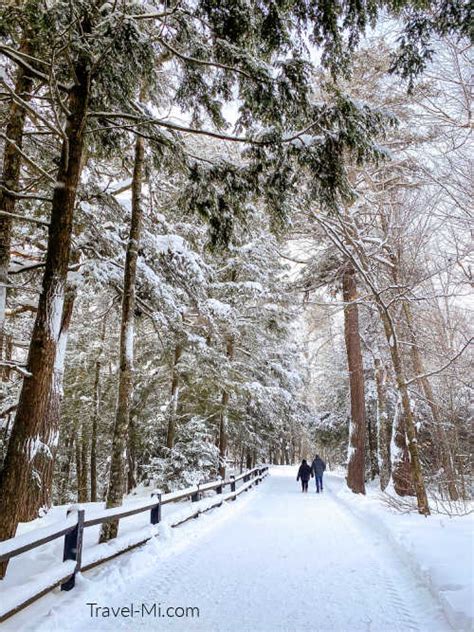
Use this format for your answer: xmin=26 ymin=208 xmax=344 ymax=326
xmin=296 ymin=459 xmax=312 ymax=493
xmin=311 ymin=454 xmax=326 ymax=493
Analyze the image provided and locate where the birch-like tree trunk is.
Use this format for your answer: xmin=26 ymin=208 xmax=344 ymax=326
xmin=0 ymin=60 xmax=90 ymax=576
xmin=343 ymin=262 xmax=366 ymax=494
xmin=100 ymin=133 xmax=145 ymax=542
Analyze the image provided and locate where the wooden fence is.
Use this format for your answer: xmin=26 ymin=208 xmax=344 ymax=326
xmin=0 ymin=466 xmax=269 ymax=623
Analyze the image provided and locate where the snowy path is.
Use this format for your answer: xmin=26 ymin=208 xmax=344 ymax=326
xmin=10 ymin=468 xmax=452 ymax=632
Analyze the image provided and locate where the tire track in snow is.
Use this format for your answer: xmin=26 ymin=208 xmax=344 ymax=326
xmin=313 ymin=489 xmax=422 ymax=631
xmin=322 ymin=475 xmax=449 ymax=632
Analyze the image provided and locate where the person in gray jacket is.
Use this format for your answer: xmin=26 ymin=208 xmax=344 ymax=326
xmin=311 ymin=455 xmax=326 ymax=493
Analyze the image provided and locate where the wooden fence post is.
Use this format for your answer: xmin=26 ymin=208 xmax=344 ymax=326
xmin=61 ymin=508 xmax=85 ymax=591
xmin=150 ymin=492 xmax=161 ymax=525
xmin=191 ymin=484 xmax=200 ymax=502
xmin=230 ymin=475 xmax=236 ymax=500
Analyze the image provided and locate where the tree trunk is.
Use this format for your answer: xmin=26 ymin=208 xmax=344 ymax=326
xmin=279 ymin=449 xmax=284 ymax=466
xmin=376 ymin=220 xmax=430 ymax=513
xmin=403 ymin=302 xmax=459 ymax=500
xmin=218 ymin=337 xmax=234 ymax=479
xmin=100 ymin=134 xmax=145 ymax=543
xmin=74 ymin=430 xmax=81 ymax=500
xmin=0 ymin=333 xmax=13 ymax=382
xmin=79 ymin=420 xmax=89 ymax=503
xmin=0 ymin=60 xmax=90 ymax=576
xmin=74 ymin=422 xmax=89 ymax=503
xmin=90 ymin=315 xmax=106 ymax=503
xmin=165 ymin=344 xmax=182 ymax=449
xmin=374 ymin=357 xmax=391 ymax=490
xmin=390 ymin=402 xmax=415 ymax=496
xmin=290 ymin=437 xmax=297 ymax=465
xmin=379 ymin=310 xmax=430 ymax=515
xmin=26 ymin=284 xmax=76 ymax=516
xmin=246 ymin=448 xmax=252 ymax=470
xmin=218 ymin=391 xmax=230 ymax=477
xmin=75 ymin=427 xmax=87 ymax=503
xmin=59 ymin=428 xmax=75 ymax=504
xmin=343 ymin=262 xmax=366 ymax=494
xmin=367 ymin=412 xmax=379 ymax=480
xmin=127 ymin=416 xmax=137 ymax=493
xmin=0 ymin=40 xmax=34 ymax=338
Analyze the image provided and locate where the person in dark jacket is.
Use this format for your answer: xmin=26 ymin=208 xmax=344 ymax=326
xmin=311 ymin=455 xmax=326 ymax=493
xmin=296 ymin=459 xmax=312 ymax=492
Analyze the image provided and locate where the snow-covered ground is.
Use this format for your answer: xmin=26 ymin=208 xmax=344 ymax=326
xmin=335 ymin=477 xmax=474 ymax=632
xmin=0 ymin=475 xmax=254 ymax=620
xmin=2 ymin=467 xmax=472 ymax=631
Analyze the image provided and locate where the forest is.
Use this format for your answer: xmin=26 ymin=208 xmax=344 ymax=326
xmin=0 ymin=0 xmax=472 ymax=586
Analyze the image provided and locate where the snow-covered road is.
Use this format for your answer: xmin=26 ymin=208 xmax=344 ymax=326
xmin=10 ymin=467 xmax=452 ymax=632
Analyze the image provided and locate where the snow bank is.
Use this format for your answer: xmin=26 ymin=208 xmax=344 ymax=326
xmin=334 ymin=475 xmax=474 ymax=631
xmin=0 ymin=561 xmax=77 ymax=621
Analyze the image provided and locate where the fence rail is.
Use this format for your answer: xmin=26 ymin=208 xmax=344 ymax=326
xmin=0 ymin=465 xmax=269 ymax=623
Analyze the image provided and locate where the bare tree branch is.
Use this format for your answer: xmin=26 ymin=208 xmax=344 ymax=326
xmin=405 ymin=337 xmax=473 ymax=386
xmin=0 ymin=210 xmax=49 ymax=227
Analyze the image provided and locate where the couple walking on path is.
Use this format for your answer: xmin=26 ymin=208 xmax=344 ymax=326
xmin=296 ymin=456 xmax=326 ymax=493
